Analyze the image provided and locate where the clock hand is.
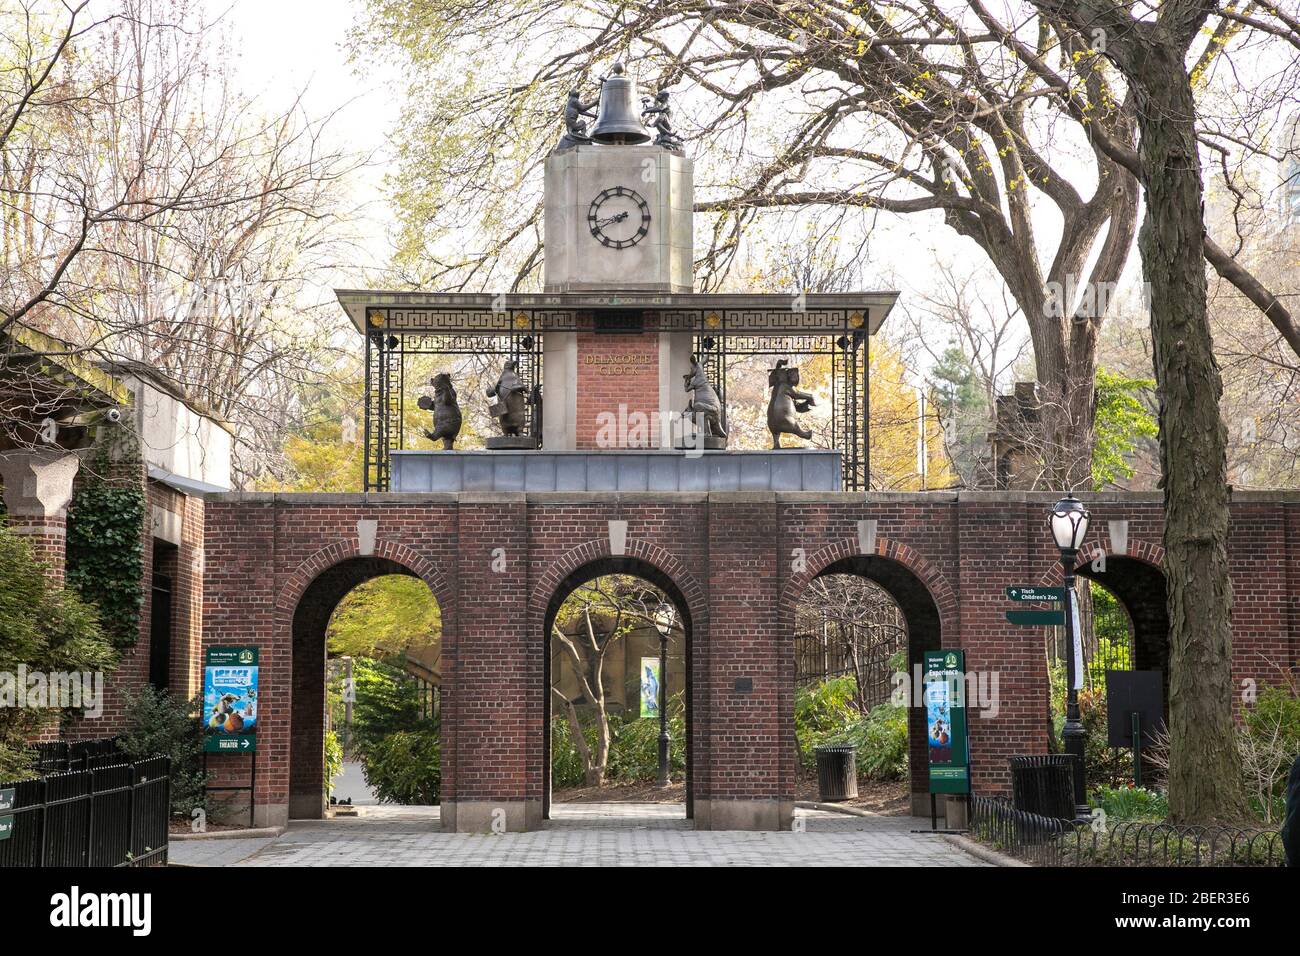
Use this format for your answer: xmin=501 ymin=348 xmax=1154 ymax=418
xmin=597 ymin=211 xmax=630 ymax=228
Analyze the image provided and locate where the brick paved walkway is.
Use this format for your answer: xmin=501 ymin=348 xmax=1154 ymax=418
xmin=170 ymin=803 xmax=987 ymax=867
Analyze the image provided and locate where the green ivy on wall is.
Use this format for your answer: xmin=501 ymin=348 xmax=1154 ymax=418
xmin=67 ymin=479 xmax=145 ymax=652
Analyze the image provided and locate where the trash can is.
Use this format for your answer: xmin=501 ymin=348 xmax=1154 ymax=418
xmin=1009 ymin=755 xmax=1076 ymax=820
xmin=814 ymin=744 xmax=859 ymax=802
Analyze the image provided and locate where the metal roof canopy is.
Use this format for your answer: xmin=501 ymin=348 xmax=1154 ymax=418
xmin=335 ymin=290 xmax=899 ymax=336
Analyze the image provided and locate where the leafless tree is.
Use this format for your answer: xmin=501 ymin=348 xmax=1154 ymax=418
xmin=550 ymin=575 xmax=682 ymax=787
xmin=1 ymin=0 xmax=366 ymax=486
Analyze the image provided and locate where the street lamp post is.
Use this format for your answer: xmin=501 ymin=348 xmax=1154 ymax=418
xmin=653 ymin=603 xmax=675 ymax=788
xmin=1050 ymin=493 xmax=1092 ymax=824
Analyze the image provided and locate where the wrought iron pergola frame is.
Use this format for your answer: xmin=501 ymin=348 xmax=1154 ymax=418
xmin=345 ymin=291 xmax=898 ymax=493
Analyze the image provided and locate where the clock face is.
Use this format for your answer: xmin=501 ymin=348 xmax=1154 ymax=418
xmin=587 ymin=186 xmax=651 ymax=249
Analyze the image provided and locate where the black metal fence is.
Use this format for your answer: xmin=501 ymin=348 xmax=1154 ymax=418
xmin=970 ymin=794 xmax=1286 ymax=867
xmin=0 ymin=753 xmax=170 ymax=867
xmin=32 ymin=737 xmax=123 ymax=773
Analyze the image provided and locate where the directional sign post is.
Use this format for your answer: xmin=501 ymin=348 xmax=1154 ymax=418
xmin=0 ymin=786 xmax=13 ymax=843
xmin=1006 ymin=586 xmax=1066 ymax=603
xmin=1006 ymin=609 xmax=1065 ymax=627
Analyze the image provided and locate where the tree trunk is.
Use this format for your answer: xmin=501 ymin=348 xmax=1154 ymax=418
xmin=1134 ymin=56 xmax=1245 ymax=823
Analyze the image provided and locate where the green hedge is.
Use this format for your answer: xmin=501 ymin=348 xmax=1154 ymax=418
xmin=795 ymin=675 xmax=908 ymax=782
xmin=550 ymin=694 xmax=687 ymax=789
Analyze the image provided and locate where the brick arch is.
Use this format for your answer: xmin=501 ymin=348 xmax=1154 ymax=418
xmin=1035 ymin=539 xmax=1166 ymax=586
xmin=531 ymin=537 xmax=707 ymax=821
xmin=1038 ymin=541 xmax=1171 ymax=693
xmin=529 ymin=537 xmax=706 ymax=629
xmin=779 ymin=535 xmax=959 ymax=641
xmin=274 ymin=537 xmax=453 ymax=626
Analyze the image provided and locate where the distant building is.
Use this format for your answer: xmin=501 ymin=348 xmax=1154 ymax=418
xmin=1283 ymin=113 xmax=1300 ymax=226
xmin=989 ymin=381 xmax=1044 ymax=489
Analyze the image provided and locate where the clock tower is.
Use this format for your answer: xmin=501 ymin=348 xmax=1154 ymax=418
xmin=541 ymin=66 xmax=696 ymax=449
xmin=543 ymin=143 xmax=693 ymax=293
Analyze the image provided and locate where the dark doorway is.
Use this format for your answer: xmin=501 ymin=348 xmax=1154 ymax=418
xmin=149 ymin=571 xmax=173 ymax=691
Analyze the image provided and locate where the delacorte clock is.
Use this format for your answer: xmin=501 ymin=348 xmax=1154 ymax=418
xmin=587 ymin=186 xmax=651 ymax=249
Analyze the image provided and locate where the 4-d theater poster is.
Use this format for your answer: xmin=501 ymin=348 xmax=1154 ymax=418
xmin=923 ymin=649 xmax=969 ymax=794
xmin=203 ymin=646 xmax=258 ymax=753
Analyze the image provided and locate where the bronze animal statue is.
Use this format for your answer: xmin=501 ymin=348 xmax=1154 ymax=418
xmin=418 ymin=372 xmax=462 ymax=449
xmin=766 ymin=360 xmax=816 ymax=448
xmin=682 ymin=355 xmax=726 ymax=446
xmin=486 ymin=360 xmax=531 ymax=437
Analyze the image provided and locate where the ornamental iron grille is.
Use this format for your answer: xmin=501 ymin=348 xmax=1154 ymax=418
xmin=363 ymin=307 xmax=870 ymax=492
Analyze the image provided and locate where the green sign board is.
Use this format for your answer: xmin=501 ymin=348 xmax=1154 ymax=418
xmin=923 ymin=650 xmax=970 ymax=795
xmin=1006 ymin=609 xmax=1065 ymax=627
xmin=1005 ymin=586 xmax=1066 ymax=603
xmin=0 ymin=786 xmax=13 ymax=842
xmin=203 ymin=646 xmax=259 ymax=753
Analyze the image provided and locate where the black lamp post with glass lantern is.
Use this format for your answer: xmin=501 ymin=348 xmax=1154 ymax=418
xmin=1049 ymin=493 xmax=1092 ymax=823
xmin=653 ymin=603 xmax=675 ymax=788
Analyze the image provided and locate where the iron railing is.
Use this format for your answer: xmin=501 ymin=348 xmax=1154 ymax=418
xmin=32 ymin=736 xmax=122 ymax=773
xmin=0 ymin=754 xmax=170 ymax=867
xmin=970 ymin=795 xmax=1286 ymax=867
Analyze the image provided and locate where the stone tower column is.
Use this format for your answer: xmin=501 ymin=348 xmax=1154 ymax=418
xmin=0 ymin=449 xmax=82 ymax=582
xmin=542 ymin=137 xmax=695 ymax=449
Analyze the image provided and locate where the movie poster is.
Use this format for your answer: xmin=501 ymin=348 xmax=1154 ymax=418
xmin=203 ymin=646 xmax=258 ymax=752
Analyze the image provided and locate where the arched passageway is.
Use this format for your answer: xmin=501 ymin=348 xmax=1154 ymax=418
xmin=289 ymin=556 xmax=439 ymax=819
xmin=1076 ymin=555 xmax=1170 ymax=683
xmin=541 ymin=556 xmax=694 ymax=822
xmin=791 ymin=554 xmax=945 ymax=804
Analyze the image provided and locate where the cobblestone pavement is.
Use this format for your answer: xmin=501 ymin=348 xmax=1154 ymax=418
xmin=169 ymin=803 xmax=987 ymax=867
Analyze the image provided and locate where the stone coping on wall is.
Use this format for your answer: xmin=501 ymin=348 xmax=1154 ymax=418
xmin=197 ymin=487 xmax=1300 ymax=504
xmin=389 ymin=448 xmax=844 ymax=494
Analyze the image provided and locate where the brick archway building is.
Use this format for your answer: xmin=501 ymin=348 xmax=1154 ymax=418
xmin=202 ymin=489 xmax=1300 ymax=831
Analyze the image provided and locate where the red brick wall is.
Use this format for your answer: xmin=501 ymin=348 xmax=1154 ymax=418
xmin=201 ymin=490 xmax=1300 ymax=829
xmin=575 ymin=331 xmax=660 ymax=448
xmin=62 ymin=475 xmax=206 ymax=740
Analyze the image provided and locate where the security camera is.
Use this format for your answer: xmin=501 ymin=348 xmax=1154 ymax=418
xmin=105 ymin=408 xmax=122 ymax=424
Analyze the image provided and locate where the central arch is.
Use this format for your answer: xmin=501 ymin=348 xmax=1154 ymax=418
xmin=538 ymin=552 xmax=700 ymax=822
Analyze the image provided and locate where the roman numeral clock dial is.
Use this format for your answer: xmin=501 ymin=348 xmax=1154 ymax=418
xmin=587 ymin=186 xmax=651 ymax=249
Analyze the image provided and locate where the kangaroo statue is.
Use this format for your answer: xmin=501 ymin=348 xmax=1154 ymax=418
xmin=682 ymin=355 xmax=727 ymax=447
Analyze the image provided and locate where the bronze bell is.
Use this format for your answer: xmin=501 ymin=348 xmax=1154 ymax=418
xmin=589 ymin=63 xmax=652 ymax=145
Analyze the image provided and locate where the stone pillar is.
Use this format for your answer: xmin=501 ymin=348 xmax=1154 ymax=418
xmin=0 ymin=449 xmax=82 ymax=582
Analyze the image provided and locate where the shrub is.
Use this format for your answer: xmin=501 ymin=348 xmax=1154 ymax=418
xmin=605 ymin=695 xmax=686 ymax=783
xmin=360 ymin=727 xmax=440 ymax=804
xmin=550 ymin=712 xmax=587 ymax=790
xmin=0 ymin=525 xmax=116 ymax=780
xmin=324 ymin=728 xmax=343 ymax=797
xmin=1239 ymin=685 xmax=1300 ymax=825
xmin=841 ymin=703 xmax=909 ymax=781
xmin=117 ymin=686 xmax=208 ymax=817
xmin=550 ymin=694 xmax=687 ymax=788
xmin=1090 ymin=784 xmax=1169 ymax=822
xmin=795 ymin=676 xmax=909 ymax=782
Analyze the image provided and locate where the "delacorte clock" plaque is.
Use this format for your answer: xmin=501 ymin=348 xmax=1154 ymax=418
xmin=587 ymin=185 xmax=651 ymax=249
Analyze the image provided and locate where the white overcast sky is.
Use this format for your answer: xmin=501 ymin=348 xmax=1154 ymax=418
xmin=222 ymin=0 xmax=400 ymax=278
